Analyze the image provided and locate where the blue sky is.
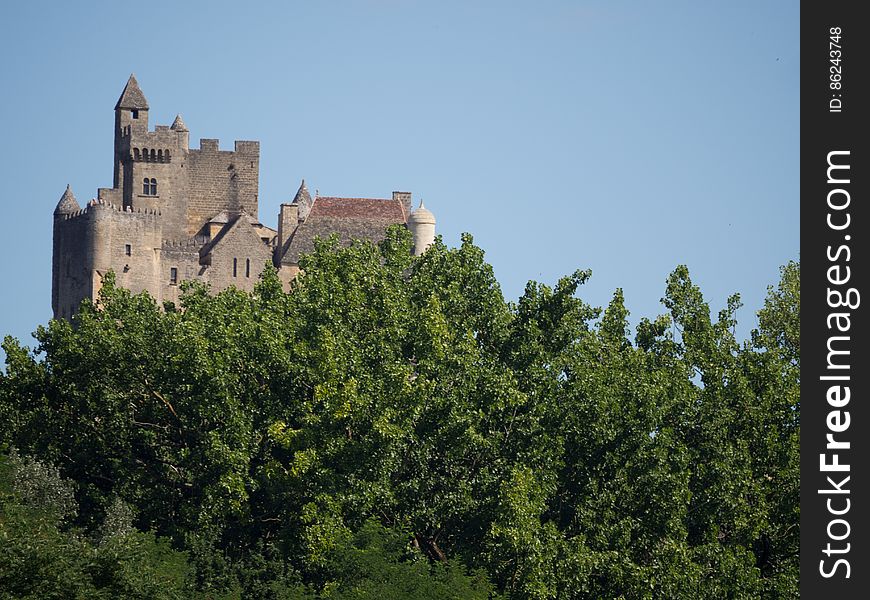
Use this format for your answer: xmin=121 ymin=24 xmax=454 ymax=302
xmin=0 ymin=0 xmax=798 ymax=356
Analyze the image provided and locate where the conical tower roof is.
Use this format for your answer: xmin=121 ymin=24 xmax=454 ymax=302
xmin=293 ymin=179 xmax=313 ymax=220
xmin=115 ymin=74 xmax=149 ymax=110
xmin=292 ymin=179 xmax=312 ymax=205
xmin=54 ymin=184 xmax=81 ymax=215
xmin=409 ymin=199 xmax=435 ymax=224
xmin=170 ymin=114 xmax=188 ymax=131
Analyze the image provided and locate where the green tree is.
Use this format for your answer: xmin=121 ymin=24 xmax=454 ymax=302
xmin=0 ymin=227 xmax=799 ymax=599
xmin=0 ymin=450 xmax=197 ymax=599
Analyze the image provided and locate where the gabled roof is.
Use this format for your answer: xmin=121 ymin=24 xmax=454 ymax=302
xmin=280 ymin=196 xmax=406 ymax=265
xmin=207 ymin=209 xmax=267 ymax=227
xmin=199 ymin=212 xmax=264 ymax=259
xmin=115 ymin=74 xmax=149 ymax=110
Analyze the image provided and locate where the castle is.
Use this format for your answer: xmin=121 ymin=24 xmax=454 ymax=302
xmin=52 ymin=76 xmax=436 ymax=319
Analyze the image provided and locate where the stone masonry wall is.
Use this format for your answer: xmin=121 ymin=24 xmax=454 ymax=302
xmin=185 ymin=140 xmax=259 ymax=237
xmin=52 ymin=212 xmax=92 ymax=319
xmin=201 ymin=218 xmax=273 ymax=293
xmin=159 ymin=242 xmax=203 ymax=305
xmin=121 ymin=127 xmax=190 ymax=241
xmin=54 ymin=202 xmax=164 ymax=316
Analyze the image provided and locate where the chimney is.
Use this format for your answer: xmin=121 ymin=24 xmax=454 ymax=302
xmin=392 ymin=191 xmax=412 ymax=221
xmin=278 ymin=203 xmax=299 ymax=250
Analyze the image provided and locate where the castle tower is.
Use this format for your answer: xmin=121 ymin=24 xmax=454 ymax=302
xmin=114 ymin=74 xmax=149 ymax=191
xmin=52 ymin=185 xmax=80 ymax=317
xmin=408 ymin=200 xmax=436 ymax=256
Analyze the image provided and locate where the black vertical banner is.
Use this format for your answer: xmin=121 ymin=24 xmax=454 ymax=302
xmin=801 ymin=1 xmax=869 ymax=597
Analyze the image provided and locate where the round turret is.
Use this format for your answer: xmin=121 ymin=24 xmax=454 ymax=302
xmin=170 ymin=114 xmax=188 ymax=131
xmin=54 ymin=184 xmax=81 ymax=217
xmin=171 ymin=114 xmax=189 ymax=150
xmin=408 ymin=200 xmax=436 ymax=256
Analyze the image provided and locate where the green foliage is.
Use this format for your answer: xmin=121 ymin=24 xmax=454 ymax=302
xmin=0 ymin=226 xmax=799 ymax=598
xmin=316 ymin=520 xmax=500 ymax=599
xmin=0 ymin=451 xmax=197 ymax=599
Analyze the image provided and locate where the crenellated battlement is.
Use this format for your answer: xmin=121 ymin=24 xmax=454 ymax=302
xmin=193 ymin=139 xmax=259 ymax=157
xmin=58 ymin=200 xmax=162 ymax=222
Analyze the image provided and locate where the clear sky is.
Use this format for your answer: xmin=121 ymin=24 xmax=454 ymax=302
xmin=0 ymin=0 xmax=798 ymax=357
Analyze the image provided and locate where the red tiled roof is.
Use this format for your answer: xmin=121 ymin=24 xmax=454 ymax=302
xmin=280 ymin=196 xmax=408 ymax=265
xmin=308 ymin=197 xmax=405 ymax=220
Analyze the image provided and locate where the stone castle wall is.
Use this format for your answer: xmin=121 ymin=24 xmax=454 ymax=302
xmin=52 ymin=77 xmax=425 ymax=319
xmin=185 ymin=140 xmax=259 ymax=237
xmin=52 ymin=201 xmax=162 ymax=316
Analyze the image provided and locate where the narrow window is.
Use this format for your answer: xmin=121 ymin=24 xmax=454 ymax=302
xmin=133 ymin=148 xmax=140 ymax=160
xmin=150 ymin=178 xmax=157 ymax=195
xmin=170 ymin=267 xmax=178 ymax=285
xmin=132 ymin=109 xmax=139 ymax=119
xmin=143 ymin=147 xmax=149 ymax=161
xmin=157 ymin=149 xmax=163 ymax=162
xmin=150 ymin=149 xmax=156 ymax=161
xmin=233 ymin=258 xmax=238 ymax=277
xmin=125 ymin=244 xmax=132 ymax=256
xmin=245 ymin=258 xmax=250 ymax=278
xmin=143 ymin=178 xmax=150 ymax=194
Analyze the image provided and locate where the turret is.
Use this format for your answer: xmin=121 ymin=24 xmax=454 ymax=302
xmin=292 ymin=179 xmax=313 ymax=221
xmin=54 ymin=184 xmax=80 ymax=218
xmin=52 ymin=185 xmax=86 ymax=319
xmin=114 ymin=74 xmax=149 ymax=188
xmin=276 ymin=180 xmax=309 ymax=256
xmin=408 ymin=200 xmax=436 ymax=256
xmin=171 ymin=114 xmax=189 ymax=150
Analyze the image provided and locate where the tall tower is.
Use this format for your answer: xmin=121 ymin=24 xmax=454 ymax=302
xmin=113 ymin=74 xmax=149 ymax=192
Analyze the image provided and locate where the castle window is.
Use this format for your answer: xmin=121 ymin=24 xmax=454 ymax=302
xmin=133 ymin=148 xmax=140 ymax=160
xmin=131 ymin=109 xmax=139 ymax=119
xmin=157 ymin=149 xmax=163 ymax=162
xmin=170 ymin=267 xmax=178 ymax=285
xmin=125 ymin=244 xmax=132 ymax=256
xmin=143 ymin=147 xmax=149 ymax=161
xmin=233 ymin=258 xmax=238 ymax=277
xmin=142 ymin=178 xmax=157 ymax=195
xmin=245 ymin=258 xmax=250 ymax=278
xmin=150 ymin=149 xmax=156 ymax=161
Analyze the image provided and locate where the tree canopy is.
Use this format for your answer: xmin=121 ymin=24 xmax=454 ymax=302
xmin=1 ymin=228 xmax=799 ymax=598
